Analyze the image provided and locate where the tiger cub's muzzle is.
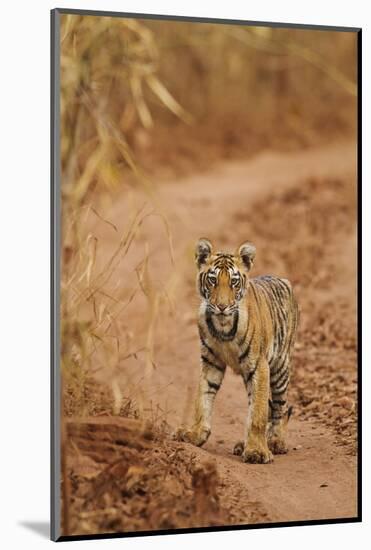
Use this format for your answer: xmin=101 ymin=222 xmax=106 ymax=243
xmin=208 ymin=301 xmax=237 ymax=316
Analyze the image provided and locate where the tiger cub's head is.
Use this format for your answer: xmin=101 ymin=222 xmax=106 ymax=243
xmin=195 ymin=238 xmax=256 ymax=316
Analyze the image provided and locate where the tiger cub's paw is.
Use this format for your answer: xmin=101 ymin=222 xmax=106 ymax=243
xmin=242 ymin=445 xmax=273 ymax=464
xmin=268 ymin=436 xmax=288 ymax=455
xmin=172 ymin=426 xmax=210 ymax=447
xmin=233 ymin=441 xmax=244 ymax=456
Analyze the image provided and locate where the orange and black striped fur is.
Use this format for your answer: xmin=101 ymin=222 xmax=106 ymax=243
xmin=175 ymin=238 xmax=299 ymax=464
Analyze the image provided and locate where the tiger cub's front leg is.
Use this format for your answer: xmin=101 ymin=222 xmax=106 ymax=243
xmin=240 ymin=359 xmax=273 ymax=464
xmin=174 ymin=356 xmax=225 ymax=446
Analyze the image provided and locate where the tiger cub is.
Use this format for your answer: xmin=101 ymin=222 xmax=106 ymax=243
xmin=174 ymin=238 xmax=299 ymax=464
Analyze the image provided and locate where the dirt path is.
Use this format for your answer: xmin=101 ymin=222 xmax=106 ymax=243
xmin=66 ymin=140 xmax=357 ymax=532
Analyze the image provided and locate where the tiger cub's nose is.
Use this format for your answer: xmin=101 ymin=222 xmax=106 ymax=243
xmin=217 ymin=303 xmax=228 ymax=312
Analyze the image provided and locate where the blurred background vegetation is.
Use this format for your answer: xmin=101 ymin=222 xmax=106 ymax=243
xmin=61 ymin=14 xmax=357 ymax=201
xmin=59 ymin=14 xmax=357 ymax=418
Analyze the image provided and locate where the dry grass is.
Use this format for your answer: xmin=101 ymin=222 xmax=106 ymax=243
xmin=60 ymin=14 xmax=192 ymax=206
xmin=60 ymin=202 xmax=176 ymax=420
xmin=60 ymin=15 xmax=185 ymax=420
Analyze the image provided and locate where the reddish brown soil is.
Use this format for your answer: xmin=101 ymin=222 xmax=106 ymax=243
xmin=63 ymin=140 xmax=358 ymax=536
xmin=64 ymin=417 xmax=267 ymax=535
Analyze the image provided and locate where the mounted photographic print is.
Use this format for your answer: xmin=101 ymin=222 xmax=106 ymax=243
xmin=51 ymin=8 xmax=361 ymax=541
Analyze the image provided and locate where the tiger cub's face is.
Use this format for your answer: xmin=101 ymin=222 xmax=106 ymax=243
xmin=195 ymin=238 xmax=256 ymax=317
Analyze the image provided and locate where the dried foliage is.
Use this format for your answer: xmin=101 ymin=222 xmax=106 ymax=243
xmin=60 ymin=14 xmax=192 ymax=206
xmin=60 ymin=15 xmax=182 ymax=418
xmin=62 ymin=417 xmax=265 ymax=535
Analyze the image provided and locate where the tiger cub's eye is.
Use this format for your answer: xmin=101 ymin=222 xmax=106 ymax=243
xmin=231 ymin=276 xmax=240 ymax=287
xmin=207 ymin=274 xmax=217 ymax=285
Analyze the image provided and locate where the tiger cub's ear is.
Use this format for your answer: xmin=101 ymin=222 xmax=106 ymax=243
xmin=237 ymin=242 xmax=256 ymax=271
xmin=195 ymin=238 xmax=213 ymax=268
